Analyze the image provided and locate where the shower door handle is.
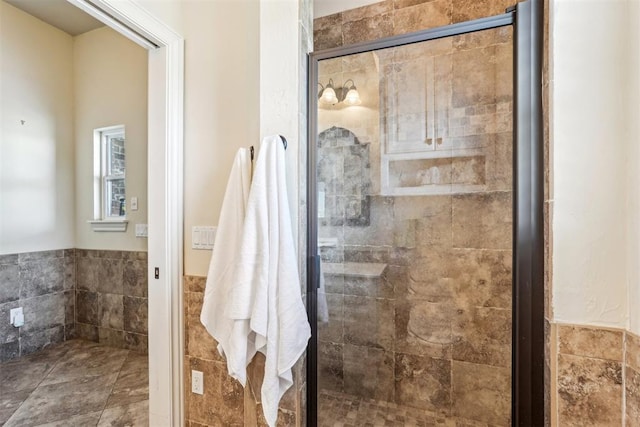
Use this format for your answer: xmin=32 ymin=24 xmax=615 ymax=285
xmin=315 ymin=255 xmax=321 ymax=289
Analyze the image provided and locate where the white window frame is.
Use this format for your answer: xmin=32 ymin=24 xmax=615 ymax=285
xmin=90 ymin=124 xmax=128 ymax=231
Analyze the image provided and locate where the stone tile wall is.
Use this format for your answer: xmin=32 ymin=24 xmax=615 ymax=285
xmin=75 ymin=249 xmax=148 ymax=353
xmin=183 ymin=276 xmax=305 ymax=427
xmin=315 ymin=2 xmax=514 ymax=425
xmin=0 ymin=250 xmax=75 ymax=362
xmin=552 ymin=324 xmax=640 ymax=426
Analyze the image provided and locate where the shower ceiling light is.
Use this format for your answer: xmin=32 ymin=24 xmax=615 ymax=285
xmin=318 ymin=79 xmax=361 ymax=106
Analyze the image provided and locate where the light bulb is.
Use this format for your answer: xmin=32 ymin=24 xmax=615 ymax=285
xmin=320 ymin=87 xmax=338 ymax=105
xmin=344 ymin=88 xmax=361 ymax=106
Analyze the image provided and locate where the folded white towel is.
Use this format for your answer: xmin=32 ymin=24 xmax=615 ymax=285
xmin=200 ymin=147 xmax=252 ymax=381
xmin=227 ymin=135 xmax=311 ymax=427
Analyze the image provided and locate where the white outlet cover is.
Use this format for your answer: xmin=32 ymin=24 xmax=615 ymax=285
xmin=191 ymin=370 xmax=204 ymax=395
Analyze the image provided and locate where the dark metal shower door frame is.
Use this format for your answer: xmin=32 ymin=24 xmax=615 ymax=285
xmin=306 ymin=1 xmax=544 ymax=425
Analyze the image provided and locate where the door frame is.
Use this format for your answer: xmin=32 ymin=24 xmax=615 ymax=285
xmin=306 ymin=1 xmax=544 ymax=425
xmin=65 ymin=1 xmax=184 ymax=425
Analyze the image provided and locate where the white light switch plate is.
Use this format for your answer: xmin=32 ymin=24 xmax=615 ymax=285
xmin=131 ymin=197 xmax=138 ymax=211
xmin=135 ymin=224 xmax=148 ymax=238
xmin=192 ymin=226 xmax=217 ymax=250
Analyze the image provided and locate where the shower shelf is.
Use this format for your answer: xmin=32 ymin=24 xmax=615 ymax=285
xmin=323 ymin=262 xmax=387 ymax=278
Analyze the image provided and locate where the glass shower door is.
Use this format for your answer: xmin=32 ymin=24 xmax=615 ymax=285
xmin=313 ymin=25 xmax=514 ymax=426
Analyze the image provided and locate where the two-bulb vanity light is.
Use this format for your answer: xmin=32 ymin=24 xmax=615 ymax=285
xmin=318 ymin=79 xmax=361 ymax=106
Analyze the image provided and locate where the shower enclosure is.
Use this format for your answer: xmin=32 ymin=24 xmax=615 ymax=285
xmin=307 ymin=2 xmax=543 ymax=426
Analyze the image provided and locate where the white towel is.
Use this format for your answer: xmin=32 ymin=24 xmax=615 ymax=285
xmin=200 ymin=147 xmax=252 ymax=378
xmin=226 ymin=135 xmax=311 ymax=427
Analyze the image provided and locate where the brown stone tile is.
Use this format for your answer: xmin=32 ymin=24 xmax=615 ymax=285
xmin=343 ymin=0 xmax=392 ymax=22
xmin=451 ymin=361 xmax=510 ymax=424
xmin=5 ymin=373 xmax=117 ymax=426
xmin=395 ymin=296 xmax=453 ymax=359
xmin=393 ymin=0 xmax=451 ymax=35
xmin=344 ymin=344 xmax=393 ymax=401
xmin=627 ymin=331 xmax=640 ymax=372
xmin=123 ymin=296 xmax=147 ymax=334
xmin=343 ymin=295 xmax=394 ymax=350
xmin=41 ymin=344 xmax=128 ymax=386
xmin=626 ymin=366 xmax=640 ymax=427
xmin=452 ymin=307 xmax=511 ymax=368
xmin=451 ymin=249 xmax=512 ymax=310
xmin=405 ymin=249 xmax=456 ymax=301
xmin=186 ymin=291 xmax=222 ymax=361
xmin=98 ymin=327 xmax=125 ymax=348
xmin=106 ymin=353 xmax=148 ymax=408
xmin=393 ymin=195 xmax=452 ymax=248
xmin=452 ymin=191 xmax=512 ymax=250
xmin=0 ymin=263 xmax=19 ymax=304
xmin=394 ymin=0 xmax=439 ymax=9
xmin=557 ymin=354 xmax=622 ymax=426
xmin=343 ymin=13 xmax=393 ymax=45
xmin=557 ymin=324 xmax=623 ymax=361
xmin=98 ymin=400 xmax=149 ymax=426
xmin=395 ymin=352 xmax=450 ymax=413
xmin=0 ymin=390 xmax=31 ymax=425
xmin=318 ymin=293 xmax=343 ymax=344
xmin=184 ymin=275 xmax=206 ymax=293
xmin=124 ymin=332 xmax=147 ymax=354
xmin=451 ymin=0 xmax=514 ymax=23
xmin=318 ymin=342 xmax=343 ymax=393
xmin=314 ymin=13 xmax=343 ymax=51
xmin=76 ymin=257 xmax=124 ymax=294
xmin=75 ymin=322 xmax=99 ymax=342
xmin=76 ymin=290 xmax=100 ymax=325
xmin=100 ymin=293 xmax=124 ymax=330
xmin=19 ymin=258 xmax=64 ymax=299
xmin=123 ymin=259 xmax=147 ymax=297
xmin=186 ymin=357 xmax=243 ymax=426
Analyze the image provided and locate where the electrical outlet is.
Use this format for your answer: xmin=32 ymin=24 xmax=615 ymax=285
xmin=10 ymin=307 xmax=24 ymax=327
xmin=192 ymin=370 xmax=204 ymax=395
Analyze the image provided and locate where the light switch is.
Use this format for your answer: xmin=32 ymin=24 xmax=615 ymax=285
xmin=131 ymin=197 xmax=138 ymax=211
xmin=135 ymin=224 xmax=148 ymax=238
xmin=192 ymin=226 xmax=216 ymax=250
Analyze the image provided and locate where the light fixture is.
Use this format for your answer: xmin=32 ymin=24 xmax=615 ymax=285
xmin=318 ymin=78 xmax=361 ymax=106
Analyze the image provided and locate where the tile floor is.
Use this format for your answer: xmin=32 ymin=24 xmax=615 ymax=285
xmin=0 ymin=340 xmax=148 ymax=427
xmin=318 ymin=389 xmax=498 ymax=427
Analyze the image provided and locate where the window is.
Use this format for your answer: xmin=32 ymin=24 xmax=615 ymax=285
xmin=90 ymin=125 xmax=128 ymax=231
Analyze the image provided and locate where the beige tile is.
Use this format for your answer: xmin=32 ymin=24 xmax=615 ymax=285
xmin=452 ymin=307 xmax=511 ymax=368
xmin=342 ymin=0 xmax=392 ymax=22
xmin=395 ymin=297 xmax=453 ymax=358
xmin=343 ymin=344 xmax=394 ymax=401
xmin=626 ymin=366 xmax=640 ymax=427
xmin=451 ymin=361 xmax=510 ymax=425
xmin=184 ymin=275 xmax=206 ymax=293
xmin=451 ymin=0 xmax=514 ymax=23
xmin=343 ymin=13 xmax=394 ymax=45
xmin=452 ymin=191 xmax=512 ymax=250
xmin=106 ymin=353 xmax=149 ymax=409
xmin=318 ymin=342 xmax=343 ymax=393
xmin=395 ymin=353 xmax=451 ymax=413
xmin=627 ymin=331 xmax=640 ymax=372
xmin=40 ymin=345 xmax=128 ymax=386
xmin=557 ymin=324 xmax=623 ymax=361
xmin=393 ymin=0 xmax=451 ymax=34
xmin=557 ymin=354 xmax=622 ymax=426
xmin=343 ymin=295 xmax=394 ymax=351
xmin=317 ymin=293 xmax=343 ymax=344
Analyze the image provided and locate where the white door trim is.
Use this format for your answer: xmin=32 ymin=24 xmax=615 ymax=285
xmin=65 ymin=1 xmax=184 ymax=425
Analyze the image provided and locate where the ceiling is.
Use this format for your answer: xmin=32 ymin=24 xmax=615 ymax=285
xmin=314 ymin=0 xmax=381 ymax=18
xmin=5 ymin=0 xmax=104 ymax=36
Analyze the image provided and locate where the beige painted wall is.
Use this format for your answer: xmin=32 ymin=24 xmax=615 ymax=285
xmin=73 ymin=27 xmax=148 ymax=251
xmin=551 ymin=0 xmax=639 ymax=331
xmin=627 ymin=0 xmax=640 ymax=335
xmin=0 ymin=1 xmax=75 ymax=254
xmin=182 ymin=0 xmax=260 ymax=276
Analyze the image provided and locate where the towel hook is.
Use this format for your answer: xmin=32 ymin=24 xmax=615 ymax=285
xmin=250 ymin=146 xmax=255 ymax=161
